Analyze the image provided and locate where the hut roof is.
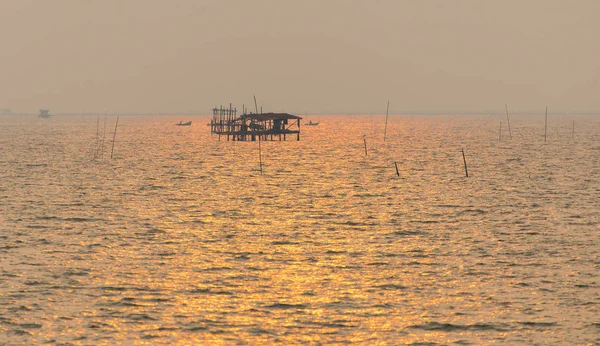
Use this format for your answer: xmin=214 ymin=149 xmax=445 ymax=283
xmin=241 ymin=112 xmax=302 ymax=121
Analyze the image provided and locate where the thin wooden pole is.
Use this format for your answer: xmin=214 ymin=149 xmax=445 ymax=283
xmin=371 ymin=114 xmax=375 ymax=136
xmin=95 ymin=114 xmax=100 ymax=159
xmin=544 ymin=105 xmax=548 ymax=142
xmin=461 ymin=148 xmax=469 ymax=177
xmin=383 ymin=100 xmax=390 ymax=141
xmin=110 ymin=116 xmax=119 ymax=159
xmin=505 ymin=104 xmax=512 ymax=139
xmin=363 ymin=138 xmax=368 ymax=156
xmin=101 ymin=115 xmax=107 ymax=160
xmin=499 ymin=121 xmax=502 ymax=142
xmin=394 ymin=161 xmax=399 ymax=176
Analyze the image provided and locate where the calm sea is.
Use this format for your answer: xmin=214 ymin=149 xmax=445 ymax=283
xmin=1 ymin=114 xmax=598 ymax=345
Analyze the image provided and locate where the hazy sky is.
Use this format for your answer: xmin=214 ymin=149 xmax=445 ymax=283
xmin=1 ymin=0 xmax=599 ymax=114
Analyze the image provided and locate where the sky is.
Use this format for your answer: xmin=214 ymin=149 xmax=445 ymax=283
xmin=1 ymin=0 xmax=599 ymax=115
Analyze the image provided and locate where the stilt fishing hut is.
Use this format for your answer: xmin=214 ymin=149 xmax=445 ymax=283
xmin=210 ymin=105 xmax=302 ymax=141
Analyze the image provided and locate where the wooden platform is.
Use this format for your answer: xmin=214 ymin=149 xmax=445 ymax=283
xmin=210 ymin=109 xmax=302 ymax=141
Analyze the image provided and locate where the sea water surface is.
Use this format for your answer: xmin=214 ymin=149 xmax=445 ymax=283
xmin=0 ymin=114 xmax=598 ymax=345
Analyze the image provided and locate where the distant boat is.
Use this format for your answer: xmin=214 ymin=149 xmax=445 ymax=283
xmin=39 ymin=109 xmax=52 ymax=118
xmin=176 ymin=121 xmax=192 ymax=126
xmin=305 ymin=119 xmax=319 ymax=126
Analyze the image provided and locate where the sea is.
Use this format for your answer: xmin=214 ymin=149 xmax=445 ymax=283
xmin=1 ymin=114 xmax=598 ymax=345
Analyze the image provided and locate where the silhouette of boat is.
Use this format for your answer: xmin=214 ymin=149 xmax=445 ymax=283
xmin=176 ymin=121 xmax=192 ymax=126
xmin=305 ymin=119 xmax=319 ymax=126
xmin=39 ymin=109 xmax=52 ymax=118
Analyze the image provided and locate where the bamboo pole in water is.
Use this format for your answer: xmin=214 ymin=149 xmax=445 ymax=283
xmin=363 ymin=138 xmax=368 ymax=156
xmin=461 ymin=148 xmax=469 ymax=177
xmin=101 ymin=115 xmax=107 ymax=160
xmin=505 ymin=104 xmax=512 ymax=139
xmin=394 ymin=161 xmax=399 ymax=176
xmin=544 ymin=106 xmax=548 ymax=142
xmin=499 ymin=121 xmax=502 ymax=142
xmin=94 ymin=114 xmax=100 ymax=159
xmin=110 ymin=116 xmax=119 ymax=159
xmin=383 ymin=101 xmax=390 ymax=142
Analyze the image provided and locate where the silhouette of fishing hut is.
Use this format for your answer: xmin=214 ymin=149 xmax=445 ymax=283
xmin=210 ymin=104 xmax=302 ymax=141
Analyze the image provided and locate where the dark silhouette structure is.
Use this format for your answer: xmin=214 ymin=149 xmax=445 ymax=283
xmin=210 ymin=105 xmax=302 ymax=141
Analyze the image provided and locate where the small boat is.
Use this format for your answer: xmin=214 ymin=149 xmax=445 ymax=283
xmin=176 ymin=121 xmax=192 ymax=126
xmin=39 ymin=109 xmax=52 ymax=118
xmin=305 ymin=120 xmax=319 ymax=126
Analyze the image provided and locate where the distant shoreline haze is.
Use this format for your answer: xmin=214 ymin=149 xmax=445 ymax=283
xmin=2 ymin=111 xmax=600 ymax=116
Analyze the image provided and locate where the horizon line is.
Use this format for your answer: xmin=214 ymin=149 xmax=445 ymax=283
xmin=3 ymin=110 xmax=600 ymax=116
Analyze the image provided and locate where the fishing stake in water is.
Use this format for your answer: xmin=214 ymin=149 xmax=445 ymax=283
xmin=110 ymin=116 xmax=119 ymax=159
xmin=461 ymin=148 xmax=469 ymax=177
xmin=544 ymin=105 xmax=548 ymax=142
xmin=394 ymin=161 xmax=399 ymax=176
xmin=94 ymin=114 xmax=100 ymax=159
xmin=505 ymin=104 xmax=512 ymax=140
xmin=101 ymin=114 xmax=107 ymax=160
xmin=383 ymin=100 xmax=390 ymax=141
xmin=363 ymin=137 xmax=368 ymax=156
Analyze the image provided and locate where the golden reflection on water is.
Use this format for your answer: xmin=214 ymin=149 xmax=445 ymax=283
xmin=1 ymin=114 xmax=599 ymax=344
